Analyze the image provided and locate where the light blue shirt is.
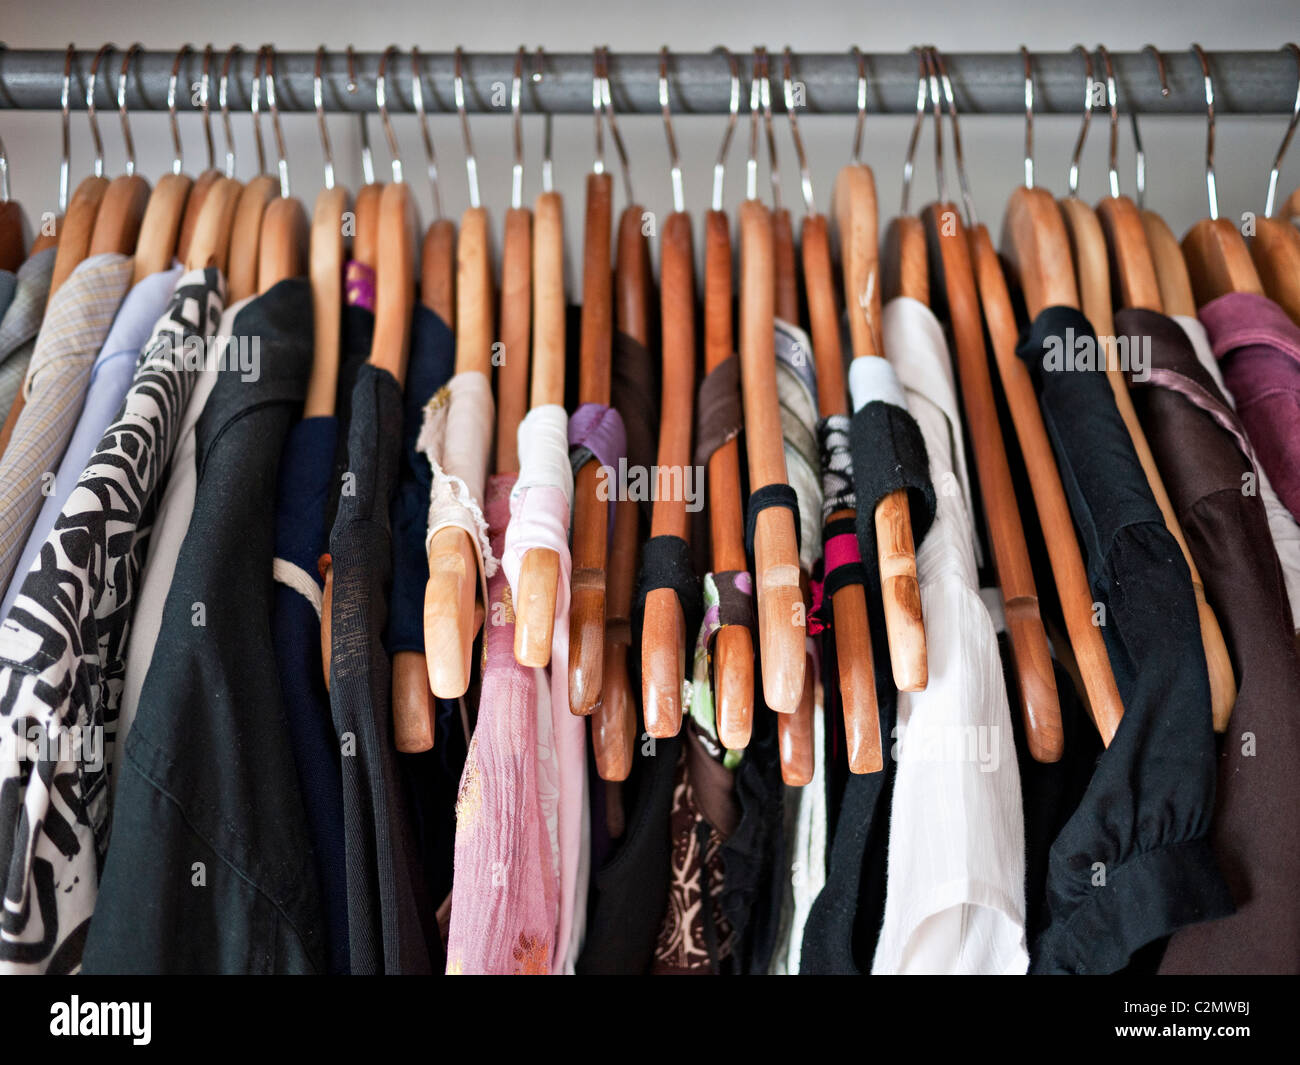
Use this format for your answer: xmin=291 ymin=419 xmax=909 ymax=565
xmin=0 ymin=264 xmax=182 ymax=619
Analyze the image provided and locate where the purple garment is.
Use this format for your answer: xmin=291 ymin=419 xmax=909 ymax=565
xmin=568 ymin=401 xmax=627 ymax=540
xmin=1199 ymin=292 xmax=1300 ymax=523
xmin=0 ymin=264 xmax=182 ymax=620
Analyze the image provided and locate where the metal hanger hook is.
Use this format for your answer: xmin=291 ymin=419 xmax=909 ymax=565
xmin=261 ymin=45 xmax=290 ymax=196
xmin=710 ymin=46 xmax=740 ymax=211
xmin=169 ymin=44 xmax=194 ymax=176
xmin=249 ymin=46 xmax=267 ymax=176
xmin=1067 ymin=44 xmax=1095 ymax=197
xmin=746 ymin=46 xmax=762 ymax=201
xmin=1264 ymin=42 xmax=1300 ymax=217
xmin=377 ymin=45 xmax=404 ymax=185
xmin=218 ymin=44 xmax=240 ymax=178
xmin=314 ymin=47 xmax=335 ymax=190
xmin=783 ymin=47 xmax=815 ymax=214
xmin=924 ymin=46 xmax=946 ymax=209
xmin=901 ymin=46 xmax=929 ymax=213
xmin=1020 ymin=46 xmax=1034 ymax=189
xmin=851 ymin=45 xmax=868 ymax=165
xmin=931 ymin=46 xmax=977 ymax=225
xmin=1097 ymin=45 xmax=1121 ymax=198
xmin=533 ymin=47 xmax=553 ymax=194
xmin=1191 ymin=43 xmax=1218 ymax=220
xmin=347 ymin=45 xmax=374 ymax=187
xmin=599 ymin=46 xmax=634 ymax=205
xmin=199 ymin=45 xmax=215 ymax=171
xmin=59 ymin=44 xmax=74 ymax=212
xmin=660 ymin=46 xmax=685 ymax=213
xmin=116 ymin=43 xmax=141 ymax=178
xmin=511 ymin=46 xmax=526 ymax=210
xmin=411 ymin=46 xmax=442 ymax=218
xmin=86 ymin=44 xmax=113 ymax=179
xmin=1128 ymin=45 xmax=1168 ymax=208
xmin=759 ymin=48 xmax=781 ymax=210
xmin=454 ymin=46 xmax=479 ymax=207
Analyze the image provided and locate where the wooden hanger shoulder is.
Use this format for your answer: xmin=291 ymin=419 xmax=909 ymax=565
xmin=133 ymin=172 xmax=192 ymax=282
xmin=226 ymin=174 xmax=278 ymax=301
xmin=49 ymin=175 xmax=109 ymax=299
xmin=1096 ymin=194 xmax=1162 ymax=312
xmin=1182 ymin=216 xmax=1263 ymax=305
xmin=1251 ymin=216 xmax=1300 ymax=326
xmin=1140 ymin=209 xmax=1197 ymax=317
xmin=88 ymin=174 xmax=150 ymax=258
xmin=1000 ymin=185 xmax=1079 ymax=316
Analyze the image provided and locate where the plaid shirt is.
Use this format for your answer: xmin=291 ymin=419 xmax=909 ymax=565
xmin=0 ymin=253 xmax=131 ymax=594
xmin=0 ymin=247 xmax=58 ymax=439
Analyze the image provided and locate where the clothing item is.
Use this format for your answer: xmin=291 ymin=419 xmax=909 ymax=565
xmin=774 ymin=318 xmax=822 ymax=574
xmin=328 ymin=362 xmax=435 ymax=975
xmin=0 ymin=267 xmax=224 ymax=974
xmin=1117 ymin=308 xmax=1300 ymax=975
xmin=446 ymin=473 xmax=558 ymax=975
xmin=2 ymin=264 xmax=181 ymax=620
xmin=0 ymin=247 xmax=57 ymax=432
xmin=1174 ymin=314 xmax=1300 ymax=631
xmin=0 ymin=269 xmax=16 ymax=325
xmin=83 ymin=278 xmax=324 ymax=975
xmin=115 ymin=294 xmax=255 ymax=766
xmin=0 ymin=253 xmax=131 ymax=592
xmin=1198 ymin=292 xmax=1300 ymax=524
xmin=870 ymin=296 xmax=1027 ymax=975
xmin=271 ymin=413 xmax=346 ymax=973
xmin=1017 ymin=305 xmax=1234 ymax=974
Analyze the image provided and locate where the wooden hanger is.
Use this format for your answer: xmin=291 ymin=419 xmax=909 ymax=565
xmin=255 ymin=47 xmax=308 ymax=291
xmin=226 ymin=47 xmax=278 ymax=301
xmin=834 ymin=55 xmax=927 ymax=695
xmin=49 ymin=47 xmax=111 ymax=300
xmin=697 ymin=51 xmax=755 ymax=754
xmin=180 ymin=51 xmax=244 ymax=274
xmin=595 ymin=55 xmax=649 ymax=773
xmin=641 ymin=50 xmax=696 ymax=742
xmin=514 ymin=53 xmax=564 ymax=674
xmin=425 ymin=49 xmax=494 ymax=700
xmin=1081 ymin=46 xmax=1235 ymax=730
xmin=923 ymin=48 xmax=1061 ymax=760
xmin=175 ymin=46 xmax=233 ymax=265
xmin=995 ymin=48 xmax=1126 ymax=744
xmin=368 ymin=180 xmax=416 ymax=382
xmin=1249 ymin=44 xmax=1300 ymax=327
xmin=1181 ymin=46 xmax=1264 ymax=305
xmin=739 ymin=51 xmax=805 ymax=717
xmin=881 ymin=52 xmax=931 ymax=308
xmin=390 ymin=46 xmax=454 ymax=752
xmin=88 ymin=45 xmax=149 ymax=261
xmin=1283 ymin=186 xmax=1300 ymax=219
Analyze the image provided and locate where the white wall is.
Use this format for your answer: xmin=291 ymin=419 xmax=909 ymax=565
xmin=4 ymin=0 xmax=1298 ymax=293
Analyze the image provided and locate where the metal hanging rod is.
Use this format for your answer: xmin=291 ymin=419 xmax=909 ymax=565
xmin=0 ymin=47 xmax=1296 ymax=115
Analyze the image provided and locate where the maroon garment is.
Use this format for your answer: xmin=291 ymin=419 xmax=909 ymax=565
xmin=1120 ymin=308 xmax=1300 ymax=974
xmin=1199 ymin=292 xmax=1300 ymax=525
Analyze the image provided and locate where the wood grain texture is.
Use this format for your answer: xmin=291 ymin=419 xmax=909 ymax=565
xmin=495 ymin=206 xmax=532 ymax=472
xmin=1141 ymin=209 xmax=1197 ymax=318
xmin=1251 ymin=216 xmax=1300 ymax=327
xmin=1182 ymin=217 xmax=1264 ymax=306
xmin=88 ymin=174 xmax=150 ymax=257
xmin=924 ymin=202 xmax=1061 ymax=762
xmin=133 ymin=173 xmax=192 ymax=283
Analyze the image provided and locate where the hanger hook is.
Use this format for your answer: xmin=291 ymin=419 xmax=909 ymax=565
xmin=783 ymin=47 xmax=815 ymax=214
xmin=591 ymin=47 xmax=605 ymax=176
xmin=746 ymin=47 xmax=762 ymax=201
xmin=86 ymin=44 xmax=113 ymax=179
xmin=1067 ymin=45 xmax=1094 ymax=197
xmin=410 ymin=47 xmax=442 ymax=218
xmin=659 ymin=46 xmax=685 ymax=213
xmin=533 ymin=47 xmax=553 ymax=194
xmin=218 ymin=45 xmax=240 ymax=177
xmin=116 ymin=43 xmax=141 ymax=178
xmin=1129 ymin=45 xmax=1168 ymax=208
xmin=377 ymin=45 xmax=404 ymax=185
xmin=1020 ymin=46 xmax=1034 ymax=189
xmin=923 ymin=46 xmax=946 ymax=208
xmin=1096 ymin=45 xmax=1120 ymax=198
xmin=1191 ymin=43 xmax=1218 ymax=220
xmin=599 ymin=46 xmax=633 ymax=205
xmin=199 ymin=45 xmax=215 ymax=171
xmin=850 ymin=46 xmax=868 ymax=164
xmin=901 ymin=46 xmax=928 ymax=213
xmin=0 ymin=47 xmax=9 ymax=202
xmin=169 ymin=44 xmax=194 ymax=177
xmin=314 ymin=47 xmax=335 ymax=190
xmin=511 ymin=46 xmax=526 ymax=210
xmin=345 ymin=46 xmax=374 ymax=187
xmin=711 ymin=46 xmax=739 ymax=211
xmin=931 ymin=46 xmax=977 ymax=225
xmin=261 ymin=45 xmax=290 ymax=196
xmin=454 ymin=46 xmax=478 ymax=207
xmin=249 ymin=46 xmax=267 ymax=176
xmin=758 ymin=48 xmax=781 ymax=209
xmin=58 ymin=45 xmax=74 ymax=213
xmin=1265 ymin=43 xmax=1300 ymax=217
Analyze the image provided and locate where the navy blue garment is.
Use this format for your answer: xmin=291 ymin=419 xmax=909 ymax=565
xmin=1017 ymin=305 xmax=1234 ymax=974
xmin=271 ymin=413 xmax=347 ymax=974
xmin=83 ymin=280 xmax=325 ymax=974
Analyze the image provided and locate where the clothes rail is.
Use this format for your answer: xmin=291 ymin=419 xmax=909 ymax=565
xmin=0 ymin=48 xmax=1296 ymax=115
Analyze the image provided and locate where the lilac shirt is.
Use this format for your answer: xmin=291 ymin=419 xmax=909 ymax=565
xmin=1199 ymin=292 xmax=1300 ymax=524
xmin=0 ymin=265 xmax=181 ymax=620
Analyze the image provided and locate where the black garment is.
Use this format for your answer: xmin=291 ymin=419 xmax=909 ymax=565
xmin=327 ymin=363 xmax=434 ymax=975
xmin=577 ymin=735 xmax=680 ymax=975
xmin=1017 ymin=306 xmax=1234 ymax=974
xmin=324 ymin=306 xmax=375 ymax=535
xmin=83 ymin=280 xmax=325 ymax=974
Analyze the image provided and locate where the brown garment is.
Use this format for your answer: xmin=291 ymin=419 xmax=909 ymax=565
xmin=1119 ymin=308 xmax=1300 ymax=974
xmin=652 ymin=725 xmax=741 ymax=974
